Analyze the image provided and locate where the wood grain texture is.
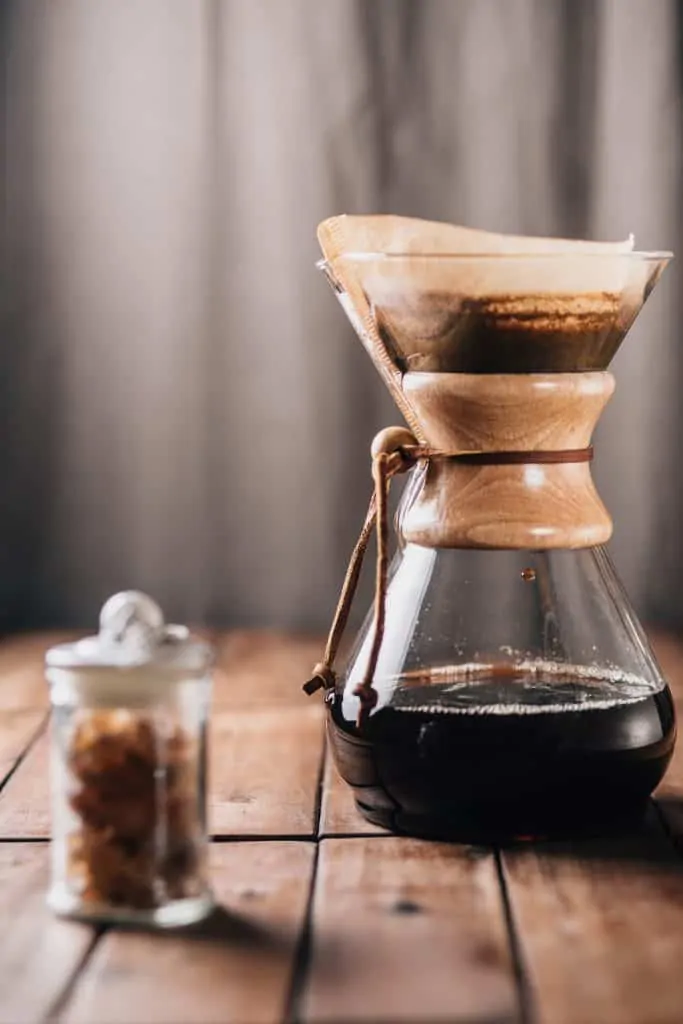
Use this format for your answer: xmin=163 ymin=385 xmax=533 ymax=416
xmin=406 ymin=460 xmax=612 ymax=549
xmin=62 ymin=842 xmax=314 ymax=1024
xmin=650 ymin=630 xmax=683 ymax=705
xmin=0 ymin=629 xmax=680 ymax=1024
xmin=655 ymin=717 xmax=683 ymax=843
xmin=401 ymin=372 xmax=613 ymax=549
xmin=0 ymin=632 xmax=81 ymax=710
xmin=0 ymin=628 xmax=323 ymax=712
xmin=650 ymin=630 xmax=683 ymax=841
xmin=210 ymin=707 xmax=324 ymax=836
xmin=403 ymin=371 xmax=614 ymax=452
xmin=212 ymin=630 xmax=324 ymax=707
xmin=0 ymin=710 xmax=45 ymax=785
xmin=0 ymin=843 xmax=94 ymax=1024
xmin=504 ymin=818 xmax=683 ymax=1024
xmin=0 ymin=730 xmax=49 ymax=838
xmin=303 ymin=837 xmax=517 ymax=1023
xmin=0 ymin=706 xmax=326 ymax=841
xmin=319 ymin=751 xmax=387 ymax=837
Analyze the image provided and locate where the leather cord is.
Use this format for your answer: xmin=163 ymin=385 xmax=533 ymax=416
xmin=303 ymin=428 xmax=594 ymax=728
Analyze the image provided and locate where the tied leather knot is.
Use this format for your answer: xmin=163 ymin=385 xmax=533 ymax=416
xmin=302 ymin=426 xmax=420 ymax=727
xmin=304 ymin=426 xmax=594 ymax=729
xmin=303 ymin=663 xmax=336 ymax=696
xmin=352 ymin=680 xmax=378 ymax=728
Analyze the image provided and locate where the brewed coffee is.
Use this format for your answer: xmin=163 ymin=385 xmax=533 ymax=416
xmin=376 ymin=291 xmax=625 ymax=373
xmin=329 ymin=669 xmax=675 ymax=842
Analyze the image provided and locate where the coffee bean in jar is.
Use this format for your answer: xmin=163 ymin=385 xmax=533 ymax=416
xmin=46 ymin=592 xmax=213 ymax=927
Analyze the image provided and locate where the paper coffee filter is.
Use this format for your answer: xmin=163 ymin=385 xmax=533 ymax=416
xmin=317 ymin=215 xmax=669 ymax=421
xmin=317 ymin=214 xmax=648 ymax=298
xmin=318 ymin=213 xmax=636 ymax=258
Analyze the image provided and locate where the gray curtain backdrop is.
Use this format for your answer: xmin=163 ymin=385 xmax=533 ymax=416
xmin=1 ymin=0 xmax=682 ymax=631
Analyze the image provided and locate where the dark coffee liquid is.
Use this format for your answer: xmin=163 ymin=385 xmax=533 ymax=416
xmin=328 ymin=673 xmax=675 ymax=841
xmin=375 ymin=292 xmax=629 ymax=373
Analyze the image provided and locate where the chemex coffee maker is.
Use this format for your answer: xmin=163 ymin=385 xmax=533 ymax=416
xmin=305 ymin=215 xmax=675 ymax=842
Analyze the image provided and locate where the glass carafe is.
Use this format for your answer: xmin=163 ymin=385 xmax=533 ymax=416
xmin=309 ymin=217 xmax=675 ymax=841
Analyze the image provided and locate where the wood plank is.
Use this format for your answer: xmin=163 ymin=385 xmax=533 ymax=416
xmin=0 ymin=730 xmax=49 ymax=838
xmin=0 ymin=632 xmax=82 ymax=710
xmin=503 ymin=816 xmax=683 ymax=1024
xmin=319 ymin=751 xmax=387 ymax=837
xmin=62 ymin=842 xmax=314 ymax=1024
xmin=0 ymin=626 xmax=324 ymax=711
xmin=0 ymin=710 xmax=45 ymax=786
xmin=656 ymin=722 xmax=683 ymax=842
xmin=210 ymin=707 xmax=324 ymax=836
xmin=303 ymin=836 xmax=517 ymax=1023
xmin=0 ymin=843 xmax=95 ymax=1024
xmin=650 ymin=631 xmax=683 ymax=704
xmin=650 ymin=631 xmax=683 ymax=840
xmin=0 ymin=707 xmax=325 ymax=840
xmin=0 ymin=626 xmax=319 ymax=711
xmin=212 ymin=629 xmax=324 ymax=707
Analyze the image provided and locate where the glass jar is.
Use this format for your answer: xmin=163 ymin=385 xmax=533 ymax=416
xmin=46 ymin=592 xmax=213 ymax=927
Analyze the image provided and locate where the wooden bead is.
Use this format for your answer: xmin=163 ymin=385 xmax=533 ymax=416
xmin=371 ymin=427 xmax=418 ymax=459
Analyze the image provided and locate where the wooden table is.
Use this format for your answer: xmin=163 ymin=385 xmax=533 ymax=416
xmin=1 ymin=630 xmax=683 ymax=1023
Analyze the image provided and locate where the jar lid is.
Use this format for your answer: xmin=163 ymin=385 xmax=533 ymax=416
xmin=45 ymin=591 xmax=212 ymax=674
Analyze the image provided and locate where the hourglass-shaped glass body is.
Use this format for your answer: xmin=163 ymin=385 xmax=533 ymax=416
xmin=317 ymin=216 xmax=674 ymax=841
